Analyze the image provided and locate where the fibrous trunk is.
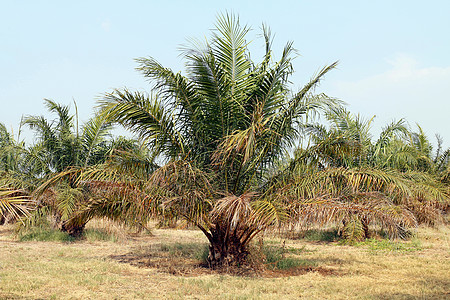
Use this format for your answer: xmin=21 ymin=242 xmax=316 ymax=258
xmin=207 ymin=227 xmax=250 ymax=269
xmin=362 ymin=216 xmax=370 ymax=239
xmin=61 ymin=221 xmax=86 ymax=237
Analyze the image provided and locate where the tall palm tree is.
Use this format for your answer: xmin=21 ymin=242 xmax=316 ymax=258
xmin=94 ymin=13 xmax=340 ymax=267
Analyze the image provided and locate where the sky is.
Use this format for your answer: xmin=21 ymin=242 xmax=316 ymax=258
xmin=1 ymin=0 xmax=449 ymax=149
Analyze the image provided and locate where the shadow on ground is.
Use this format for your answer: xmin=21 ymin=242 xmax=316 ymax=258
xmin=108 ymin=242 xmax=342 ymax=277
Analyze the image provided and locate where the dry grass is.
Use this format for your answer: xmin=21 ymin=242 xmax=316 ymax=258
xmin=0 ymin=223 xmax=449 ymax=299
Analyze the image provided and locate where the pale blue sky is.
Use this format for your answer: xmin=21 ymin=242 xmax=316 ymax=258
xmin=1 ymin=0 xmax=449 ymax=148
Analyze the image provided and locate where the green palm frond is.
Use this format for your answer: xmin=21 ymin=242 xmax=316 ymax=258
xmin=136 ymin=56 xmax=204 ymax=143
xmin=342 ymin=215 xmax=365 ymax=242
xmin=106 ymin=147 xmax=158 ymax=181
xmin=280 ymin=62 xmax=339 ymax=123
xmin=22 ymin=116 xmax=57 ymax=149
xmin=43 ymin=99 xmax=74 ymax=135
xmin=212 ymin=13 xmax=251 ymax=89
xmin=252 ymin=196 xmax=288 ymax=227
xmin=373 ymin=119 xmax=408 ymax=156
xmin=81 ymin=113 xmax=112 ymax=167
xmin=56 ymin=186 xmax=83 ymax=220
xmin=100 ymin=89 xmax=186 ymax=159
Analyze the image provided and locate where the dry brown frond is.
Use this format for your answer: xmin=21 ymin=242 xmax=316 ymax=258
xmin=0 ymin=186 xmax=33 ymax=222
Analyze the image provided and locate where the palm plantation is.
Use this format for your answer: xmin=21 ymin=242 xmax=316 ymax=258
xmin=0 ymin=14 xmax=448 ymax=270
xmin=0 ymin=99 xmax=132 ymax=235
xmin=277 ymin=109 xmax=448 ymax=241
xmin=67 ymin=14 xmax=445 ymax=266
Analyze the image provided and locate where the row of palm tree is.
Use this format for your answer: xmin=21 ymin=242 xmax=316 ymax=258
xmin=0 ymin=99 xmax=148 ymax=232
xmin=1 ymin=13 xmax=448 ymax=268
xmin=272 ymin=109 xmax=448 ymax=241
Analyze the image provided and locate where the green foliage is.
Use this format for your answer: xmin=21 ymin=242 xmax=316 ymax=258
xmin=298 ymin=229 xmax=340 ymax=242
xmin=17 ymin=227 xmax=118 ymax=242
xmin=354 ymin=238 xmax=423 ymax=253
xmin=18 ymin=227 xmax=76 ymax=242
xmin=160 ymin=242 xmax=209 ymax=262
xmin=17 ymin=222 xmax=118 ymax=242
xmin=342 ymin=216 xmax=365 ymax=243
xmin=278 ymin=108 xmax=450 ymax=241
xmin=22 ymin=99 xmax=114 ymax=174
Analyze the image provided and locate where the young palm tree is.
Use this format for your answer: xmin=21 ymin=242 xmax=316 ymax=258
xmin=0 ymin=123 xmax=35 ymax=224
xmin=94 ymin=13 xmax=340 ymax=267
xmin=22 ymin=99 xmax=114 ymax=174
xmin=284 ymin=109 xmax=449 ymax=240
xmin=22 ymin=99 xmax=117 ymax=235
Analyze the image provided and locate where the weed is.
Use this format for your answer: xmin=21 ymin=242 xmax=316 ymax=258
xmin=18 ymin=227 xmax=75 ymax=242
xmin=83 ymin=229 xmax=118 ymax=242
xmin=17 ymin=226 xmax=118 ymax=243
xmin=263 ymin=244 xmax=315 ymax=270
xmin=298 ymin=229 xmax=340 ymax=242
xmin=160 ymin=242 xmax=209 ymax=262
xmin=355 ymin=238 xmax=423 ymax=253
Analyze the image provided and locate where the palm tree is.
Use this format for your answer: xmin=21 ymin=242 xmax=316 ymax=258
xmin=22 ymin=99 xmax=114 ymax=174
xmin=0 ymin=122 xmax=25 ymax=172
xmin=22 ymin=99 xmax=117 ymax=235
xmin=93 ymin=13 xmax=340 ymax=267
xmin=283 ymin=109 xmax=449 ymax=240
xmin=0 ymin=123 xmax=36 ymax=224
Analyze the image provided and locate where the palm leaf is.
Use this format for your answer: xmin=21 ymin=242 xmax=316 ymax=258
xmin=0 ymin=186 xmax=32 ymax=220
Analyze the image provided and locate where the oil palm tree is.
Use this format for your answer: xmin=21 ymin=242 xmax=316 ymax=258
xmin=22 ymin=99 xmax=117 ymax=235
xmin=91 ymin=13 xmax=340 ymax=267
xmin=283 ymin=109 xmax=449 ymax=240
xmin=22 ymin=99 xmax=114 ymax=174
xmin=0 ymin=123 xmax=33 ymax=223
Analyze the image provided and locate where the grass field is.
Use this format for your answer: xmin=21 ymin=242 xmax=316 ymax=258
xmin=0 ymin=223 xmax=448 ymax=299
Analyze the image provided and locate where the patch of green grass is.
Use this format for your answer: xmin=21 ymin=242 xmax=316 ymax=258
xmin=18 ymin=227 xmax=75 ymax=242
xmin=355 ymin=238 xmax=423 ymax=253
xmin=300 ymin=229 xmax=340 ymax=242
xmin=263 ymin=244 xmax=315 ymax=270
xmin=18 ymin=226 xmax=118 ymax=243
xmin=160 ymin=242 xmax=209 ymax=262
xmin=83 ymin=229 xmax=118 ymax=242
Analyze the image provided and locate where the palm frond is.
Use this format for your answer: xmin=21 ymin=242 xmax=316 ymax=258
xmin=0 ymin=186 xmax=33 ymax=220
xmin=81 ymin=114 xmax=112 ymax=167
xmin=99 ymin=89 xmax=186 ymax=159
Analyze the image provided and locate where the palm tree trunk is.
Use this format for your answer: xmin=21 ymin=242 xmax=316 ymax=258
xmin=362 ymin=216 xmax=370 ymax=239
xmin=61 ymin=220 xmax=86 ymax=237
xmin=207 ymin=226 xmax=249 ymax=268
